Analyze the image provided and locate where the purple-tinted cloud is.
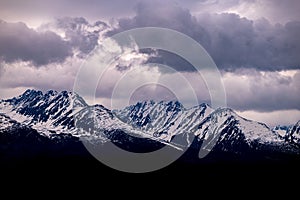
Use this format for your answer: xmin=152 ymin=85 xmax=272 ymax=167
xmin=0 ymin=20 xmax=71 ymax=66
xmin=110 ymin=2 xmax=300 ymax=72
xmin=223 ymin=69 xmax=300 ymax=112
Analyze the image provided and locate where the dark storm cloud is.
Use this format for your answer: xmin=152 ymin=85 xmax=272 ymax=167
xmin=108 ymin=1 xmax=211 ymax=72
xmin=139 ymin=49 xmax=195 ymax=72
xmin=198 ymin=14 xmax=300 ymax=71
xmin=47 ymin=17 xmax=109 ymax=55
xmin=111 ymin=1 xmax=300 ymax=72
xmin=0 ymin=20 xmax=71 ymax=66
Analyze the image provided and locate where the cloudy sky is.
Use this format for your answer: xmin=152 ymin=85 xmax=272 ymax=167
xmin=0 ymin=0 xmax=299 ymax=126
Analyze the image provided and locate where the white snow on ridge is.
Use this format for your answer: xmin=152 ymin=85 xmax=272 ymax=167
xmin=237 ymin=116 xmax=283 ymax=144
xmin=0 ymin=90 xmax=297 ymax=149
xmin=195 ymin=108 xmax=285 ymax=147
xmin=0 ymin=114 xmax=15 ymax=131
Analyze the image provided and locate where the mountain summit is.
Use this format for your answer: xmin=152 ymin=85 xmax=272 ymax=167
xmin=0 ymin=89 xmax=299 ymax=157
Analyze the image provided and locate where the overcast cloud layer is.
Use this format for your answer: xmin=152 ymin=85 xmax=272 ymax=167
xmin=1 ymin=2 xmax=299 ymax=71
xmin=1 ymin=0 xmax=300 ymax=25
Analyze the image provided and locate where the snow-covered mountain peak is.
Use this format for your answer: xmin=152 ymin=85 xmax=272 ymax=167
xmin=286 ymin=120 xmax=300 ymax=145
xmin=4 ymin=89 xmax=87 ymax=110
xmin=191 ymin=102 xmax=210 ymax=109
xmin=113 ymin=100 xmax=215 ymax=143
xmin=0 ymin=89 xmax=89 ymax=135
xmin=213 ymin=107 xmax=236 ymax=116
xmin=0 ymin=89 xmax=299 ymax=155
xmin=125 ymin=99 xmax=184 ymax=111
xmin=195 ymin=107 xmax=284 ymax=152
xmin=45 ymin=90 xmax=58 ymax=96
xmin=7 ymin=89 xmax=42 ymax=106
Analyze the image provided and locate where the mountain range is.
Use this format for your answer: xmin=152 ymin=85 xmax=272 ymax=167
xmin=0 ymin=89 xmax=300 ymax=166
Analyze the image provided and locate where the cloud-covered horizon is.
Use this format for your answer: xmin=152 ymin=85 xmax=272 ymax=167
xmin=0 ymin=14 xmax=299 ymax=112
